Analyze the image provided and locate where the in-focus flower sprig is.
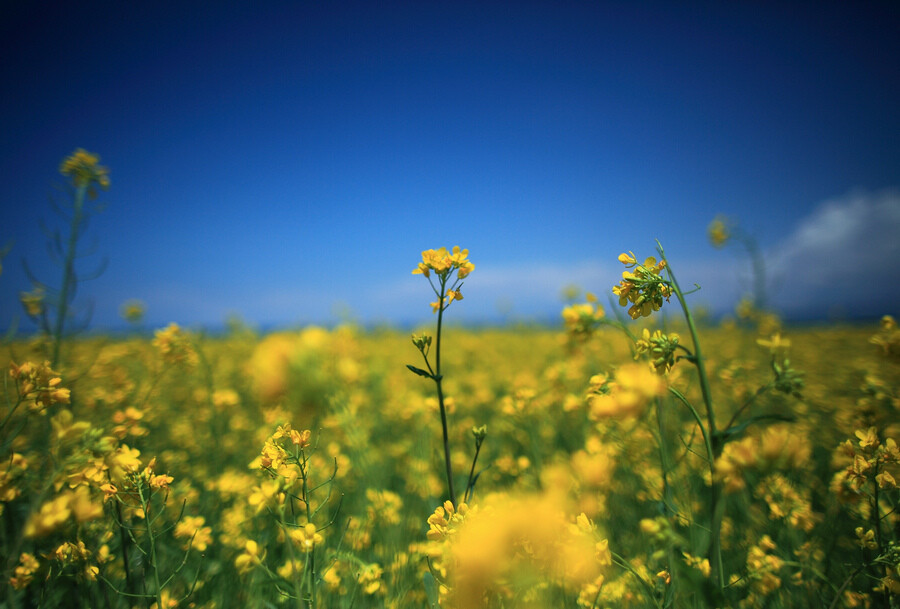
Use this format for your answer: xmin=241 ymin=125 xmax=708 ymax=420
xmin=612 ymin=252 xmax=672 ymax=319
xmin=412 ymin=246 xmax=474 ymax=314
xmin=408 ymin=246 xmax=479 ymax=508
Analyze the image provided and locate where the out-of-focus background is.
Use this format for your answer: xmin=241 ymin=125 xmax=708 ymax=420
xmin=2 ymin=1 xmax=898 ymax=331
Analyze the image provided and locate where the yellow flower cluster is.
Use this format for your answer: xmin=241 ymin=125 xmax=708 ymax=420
xmin=715 ymin=425 xmax=812 ymax=493
xmin=738 ymin=535 xmax=784 ymax=606
xmin=174 ymin=515 xmax=214 ymax=552
xmin=561 ymin=292 xmax=605 ymax=341
xmin=289 ymin=522 xmax=324 ymax=552
xmin=634 ymin=328 xmax=681 ymax=374
xmin=426 ymin=500 xmax=470 ymax=542
xmin=120 ymin=299 xmax=146 ymax=323
xmin=586 ymin=362 xmax=666 ymax=419
xmin=24 ymin=486 xmax=103 ymax=537
xmin=708 ymin=215 xmax=731 ymax=248
xmin=756 ymin=474 xmax=821 ymax=532
xmin=412 ymin=246 xmax=474 ymax=279
xmin=234 ymin=539 xmax=266 ymax=574
xmin=612 ymin=252 xmax=672 ymax=319
xmin=152 ymin=322 xmax=198 ymax=366
xmin=258 ymin=423 xmax=313 ymax=472
xmin=59 ymin=148 xmax=110 ymax=196
xmin=9 ymin=553 xmax=40 ymax=590
xmin=0 ymin=453 xmax=29 ymax=509
xmin=870 ymin=314 xmax=900 ymax=356
xmin=9 ymin=360 xmax=71 ymax=411
xmin=437 ymin=491 xmax=607 ymax=607
xmin=831 ymin=427 xmax=899 ymax=499
xmin=19 ymin=286 xmax=45 ymax=317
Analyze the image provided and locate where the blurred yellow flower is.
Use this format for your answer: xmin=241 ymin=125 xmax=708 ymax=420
xmin=120 ymin=299 xmax=145 ymax=323
xmin=60 ymin=148 xmax=110 ymax=197
xmin=587 ymin=362 xmax=666 ymax=419
xmin=708 ymin=215 xmax=730 ymax=248
xmin=290 ymin=523 xmax=324 ymax=552
xmin=19 ymin=286 xmax=45 ymax=317
xmin=153 ymin=322 xmax=198 ymax=366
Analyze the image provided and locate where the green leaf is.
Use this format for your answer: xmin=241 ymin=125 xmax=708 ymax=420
xmin=406 ymin=364 xmax=432 ymax=379
xmin=424 ymin=571 xmax=441 ymax=608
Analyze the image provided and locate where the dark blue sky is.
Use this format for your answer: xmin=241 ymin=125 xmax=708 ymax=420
xmin=2 ymin=1 xmax=898 ymax=330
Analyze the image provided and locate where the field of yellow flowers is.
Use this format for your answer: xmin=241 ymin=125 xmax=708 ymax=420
xmin=3 ymin=307 xmax=899 ymax=608
xmin=2 ymin=152 xmax=899 ymax=608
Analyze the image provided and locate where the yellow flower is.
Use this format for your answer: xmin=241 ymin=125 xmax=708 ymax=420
xmin=100 ymin=483 xmax=118 ymax=502
xmin=290 ymin=523 xmax=324 ymax=552
xmin=60 ymin=148 xmax=110 ymax=197
xmin=561 ymin=298 xmax=605 ymax=341
xmin=854 ymin=426 xmax=879 ymax=449
xmin=9 ymin=553 xmax=40 ymax=590
xmin=612 ymin=252 xmax=671 ymax=319
xmin=289 ymin=428 xmax=312 ymax=447
xmin=152 ymin=323 xmax=198 ymax=366
xmin=357 ymin=562 xmax=383 ymax=594
xmin=757 ymin=332 xmax=791 ymax=353
xmin=149 ymin=472 xmax=174 ymax=490
xmin=9 ymin=360 xmax=70 ymax=410
xmin=120 ymin=299 xmax=146 ymax=323
xmin=634 ymin=328 xmax=681 ymax=373
xmin=19 ymin=286 xmax=45 ymax=317
xmin=587 ymin=362 xmax=666 ymax=419
xmin=235 ymin=539 xmax=265 ymax=574
xmin=412 ymin=246 xmax=474 ymax=279
xmin=708 ymin=215 xmax=730 ymax=248
xmin=174 ymin=515 xmax=213 ymax=551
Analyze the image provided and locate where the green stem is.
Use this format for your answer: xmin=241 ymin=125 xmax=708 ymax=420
xmin=434 ymin=277 xmax=456 ymax=507
xmin=280 ymin=505 xmax=305 ymax=609
xmin=138 ymin=484 xmax=164 ymax=609
xmin=51 ymin=183 xmax=87 ymax=369
xmin=658 ymin=243 xmax=725 ymax=595
xmin=113 ymin=484 xmax=135 ymax=598
xmin=302 ymin=450 xmax=317 ymax=609
xmin=464 ymin=438 xmax=484 ymax=504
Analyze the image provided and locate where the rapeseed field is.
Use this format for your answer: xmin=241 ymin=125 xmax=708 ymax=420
xmin=2 ymin=151 xmax=898 ymax=608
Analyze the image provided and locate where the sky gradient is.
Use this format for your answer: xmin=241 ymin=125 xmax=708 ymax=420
xmin=2 ymin=1 xmax=898 ymax=332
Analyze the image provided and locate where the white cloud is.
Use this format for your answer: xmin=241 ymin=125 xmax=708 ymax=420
xmin=767 ymin=189 xmax=900 ymax=318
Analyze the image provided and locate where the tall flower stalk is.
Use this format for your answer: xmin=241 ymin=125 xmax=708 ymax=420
xmin=607 ymin=241 xmax=802 ymax=603
xmin=408 ymin=246 xmax=475 ymax=507
xmin=22 ymin=149 xmax=110 ymax=369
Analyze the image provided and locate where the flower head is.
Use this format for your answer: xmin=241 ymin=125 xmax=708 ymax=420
xmin=413 ymin=246 xmax=474 ymax=312
xmin=612 ymin=252 xmax=671 ymax=319
xmin=412 ymin=246 xmax=474 ymax=280
xmin=120 ymin=299 xmax=146 ymax=323
xmin=562 ymin=293 xmax=605 ymax=341
xmin=634 ymin=328 xmax=681 ymax=374
xmin=60 ymin=148 xmax=110 ymax=198
xmin=708 ymin=215 xmax=731 ymax=248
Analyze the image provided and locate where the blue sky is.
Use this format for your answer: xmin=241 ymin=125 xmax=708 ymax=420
xmin=2 ymin=1 xmax=898 ymax=331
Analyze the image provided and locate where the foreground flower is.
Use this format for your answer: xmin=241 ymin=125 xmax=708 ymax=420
xmin=612 ymin=252 xmax=671 ymax=319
